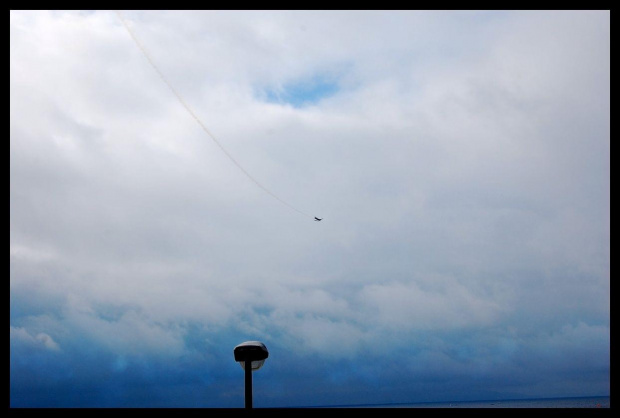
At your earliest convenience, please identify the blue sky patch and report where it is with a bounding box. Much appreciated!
[261,75,340,108]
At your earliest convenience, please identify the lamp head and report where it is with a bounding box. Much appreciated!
[234,341,269,371]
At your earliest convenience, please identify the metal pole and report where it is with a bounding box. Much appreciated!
[244,359,252,409]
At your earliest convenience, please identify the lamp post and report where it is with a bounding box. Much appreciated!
[233,341,269,409]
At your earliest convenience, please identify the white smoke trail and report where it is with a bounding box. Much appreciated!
[115,11,315,219]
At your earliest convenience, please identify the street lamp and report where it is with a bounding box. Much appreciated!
[234,341,269,408]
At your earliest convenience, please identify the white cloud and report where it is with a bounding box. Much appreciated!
[357,278,504,331]
[10,326,61,351]
[60,294,186,358]
[10,244,56,263]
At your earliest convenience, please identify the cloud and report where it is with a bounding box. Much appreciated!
[357,278,504,331]
[10,326,61,351]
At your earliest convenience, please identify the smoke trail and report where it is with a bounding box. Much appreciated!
[115,11,315,219]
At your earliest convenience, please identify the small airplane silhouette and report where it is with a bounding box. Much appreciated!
[314,217,322,221]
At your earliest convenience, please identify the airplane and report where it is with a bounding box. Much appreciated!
[314,217,322,221]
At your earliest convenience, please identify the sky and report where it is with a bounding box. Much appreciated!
[10,10,610,408]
